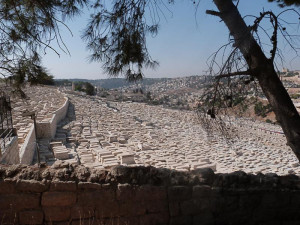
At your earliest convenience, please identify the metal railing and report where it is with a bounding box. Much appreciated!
[0,94,16,157]
[0,128,17,156]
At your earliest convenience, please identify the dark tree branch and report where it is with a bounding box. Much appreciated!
[206,10,221,17]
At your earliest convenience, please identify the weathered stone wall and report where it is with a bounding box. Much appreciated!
[36,97,69,139]
[0,136,19,164]
[17,97,69,165]
[19,125,36,164]
[53,96,69,126]
[36,114,56,139]
[0,164,300,225]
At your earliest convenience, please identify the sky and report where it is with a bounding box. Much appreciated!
[42,0,300,80]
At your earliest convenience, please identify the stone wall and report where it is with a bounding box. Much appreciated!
[36,97,69,139]
[17,97,69,164]
[0,136,19,164]
[19,125,36,164]
[36,115,55,139]
[1,164,300,225]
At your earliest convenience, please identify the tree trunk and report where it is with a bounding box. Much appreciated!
[213,0,300,161]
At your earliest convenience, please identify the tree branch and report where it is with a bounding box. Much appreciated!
[206,10,221,17]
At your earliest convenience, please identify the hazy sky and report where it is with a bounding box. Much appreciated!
[42,0,300,80]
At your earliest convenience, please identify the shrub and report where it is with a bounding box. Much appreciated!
[255,102,272,118]
[290,93,300,99]
[266,119,273,123]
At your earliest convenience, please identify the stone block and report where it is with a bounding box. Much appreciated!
[116,184,137,202]
[260,222,282,225]
[50,181,77,192]
[282,208,300,220]
[50,142,63,148]
[282,222,300,225]
[0,179,16,194]
[192,168,215,184]
[289,192,300,207]
[170,216,192,225]
[53,150,69,160]
[44,207,71,222]
[239,194,262,210]
[119,201,145,216]
[19,210,44,225]
[169,202,180,217]
[181,199,197,216]
[16,180,48,193]
[51,222,70,225]
[71,205,95,219]
[136,185,167,201]
[211,196,239,213]
[120,154,135,164]
[0,209,19,224]
[108,135,118,143]
[192,185,211,198]
[192,212,214,225]
[139,213,169,225]
[181,199,211,215]
[168,186,192,202]
[109,217,140,225]
[78,182,102,190]
[260,192,289,208]
[77,189,115,207]
[95,200,119,218]
[215,210,254,225]
[252,208,284,223]
[0,193,40,211]
[42,192,76,207]
[71,218,97,225]
[145,200,168,213]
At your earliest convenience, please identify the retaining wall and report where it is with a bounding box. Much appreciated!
[19,125,36,164]
[17,96,69,164]
[36,96,69,139]
[0,164,300,225]
[0,136,19,164]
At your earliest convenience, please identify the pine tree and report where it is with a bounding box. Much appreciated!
[0,0,87,91]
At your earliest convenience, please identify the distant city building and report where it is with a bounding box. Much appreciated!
[72,82,75,91]
[282,67,289,73]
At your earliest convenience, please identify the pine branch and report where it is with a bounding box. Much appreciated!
[206,10,221,17]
